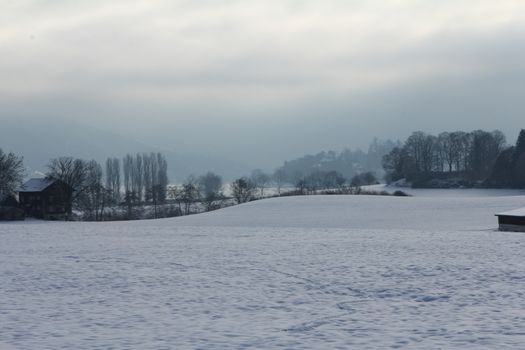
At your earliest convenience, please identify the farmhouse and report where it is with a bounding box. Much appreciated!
[0,193,24,220]
[16,178,72,220]
[495,208,525,232]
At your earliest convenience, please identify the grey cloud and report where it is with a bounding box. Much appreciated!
[1,1,525,171]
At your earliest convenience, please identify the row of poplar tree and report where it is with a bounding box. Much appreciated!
[105,152,169,204]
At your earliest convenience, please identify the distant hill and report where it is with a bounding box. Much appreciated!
[276,139,399,181]
[0,117,251,182]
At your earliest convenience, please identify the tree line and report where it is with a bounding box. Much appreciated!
[3,129,524,221]
[1,149,271,220]
[0,151,170,221]
[234,139,397,196]
[382,129,525,188]
[486,129,525,188]
[46,153,169,220]
[167,172,272,216]
[273,139,398,184]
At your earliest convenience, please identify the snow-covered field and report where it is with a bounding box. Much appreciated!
[1,191,525,349]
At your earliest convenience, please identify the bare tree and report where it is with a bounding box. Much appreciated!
[437,131,471,173]
[181,177,199,214]
[404,131,437,178]
[132,154,144,202]
[79,160,110,221]
[121,152,168,216]
[124,190,138,219]
[146,184,163,218]
[168,176,199,216]
[350,172,377,187]
[167,185,183,215]
[105,157,121,203]
[123,154,133,197]
[143,153,153,202]
[198,172,222,198]
[231,177,256,204]
[272,168,286,195]
[198,172,224,211]
[155,152,168,203]
[435,132,448,172]
[295,177,308,195]
[47,157,89,219]
[322,171,347,190]
[250,169,270,197]
[0,148,24,194]
[141,152,168,204]
[468,130,506,180]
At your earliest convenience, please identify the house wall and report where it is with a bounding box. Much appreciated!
[19,181,72,220]
[0,196,24,220]
[497,215,525,232]
[497,215,525,226]
[499,223,525,232]
[19,192,44,218]
[43,183,70,219]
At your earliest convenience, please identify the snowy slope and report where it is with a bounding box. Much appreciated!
[1,193,525,349]
[162,193,525,230]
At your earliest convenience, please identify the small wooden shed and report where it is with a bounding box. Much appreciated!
[495,208,525,232]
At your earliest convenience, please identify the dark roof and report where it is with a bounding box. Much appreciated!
[16,178,56,193]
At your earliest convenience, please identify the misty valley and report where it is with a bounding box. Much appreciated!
[2,1,525,349]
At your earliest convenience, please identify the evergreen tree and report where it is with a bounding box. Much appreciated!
[512,129,525,187]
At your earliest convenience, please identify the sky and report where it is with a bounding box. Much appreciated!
[2,0,525,169]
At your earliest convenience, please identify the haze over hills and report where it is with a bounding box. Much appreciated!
[2,2,525,349]
[2,1,525,181]
[0,117,252,182]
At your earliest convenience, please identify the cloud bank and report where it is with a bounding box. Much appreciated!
[2,0,524,168]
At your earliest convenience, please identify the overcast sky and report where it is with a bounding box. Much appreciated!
[2,0,525,168]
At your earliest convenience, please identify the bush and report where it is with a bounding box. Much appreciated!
[350,172,378,187]
[0,206,25,220]
[393,190,410,197]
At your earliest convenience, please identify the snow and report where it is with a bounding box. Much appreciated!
[496,207,525,217]
[368,184,525,198]
[1,192,525,349]
[15,178,54,193]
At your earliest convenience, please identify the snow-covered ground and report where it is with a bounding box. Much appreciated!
[1,191,525,349]
[368,184,525,198]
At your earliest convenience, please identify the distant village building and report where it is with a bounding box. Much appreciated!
[0,193,24,220]
[16,178,73,220]
[495,208,525,232]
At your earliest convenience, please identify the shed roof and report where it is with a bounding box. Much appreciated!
[16,178,56,193]
[495,207,525,217]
